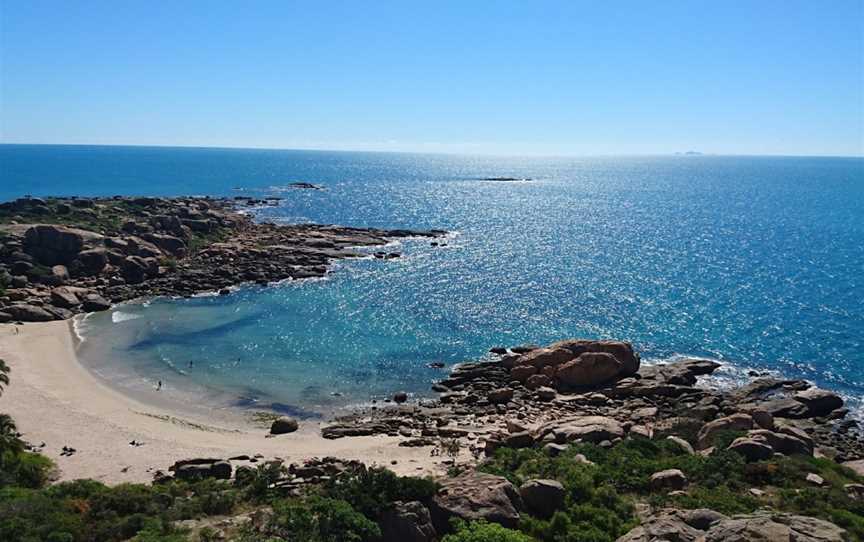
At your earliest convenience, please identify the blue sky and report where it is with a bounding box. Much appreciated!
[1,1,862,156]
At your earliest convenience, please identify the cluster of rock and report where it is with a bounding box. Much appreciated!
[159,455,364,489]
[617,508,849,541]
[0,196,444,322]
[319,338,862,473]
[503,338,641,392]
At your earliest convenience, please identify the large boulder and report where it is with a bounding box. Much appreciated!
[4,304,56,322]
[727,437,774,462]
[842,459,864,477]
[519,479,565,518]
[50,265,70,284]
[756,397,812,419]
[50,287,81,309]
[747,429,812,456]
[616,509,706,542]
[23,225,87,265]
[636,358,721,387]
[551,339,641,376]
[696,413,754,449]
[380,501,436,542]
[510,364,537,383]
[81,293,111,312]
[650,469,688,491]
[794,388,844,418]
[431,471,522,530]
[536,415,625,444]
[170,458,232,481]
[555,352,622,388]
[270,417,299,435]
[515,347,575,370]
[76,248,109,275]
[143,233,187,257]
[487,388,514,404]
[125,236,164,258]
[703,512,848,541]
[120,255,157,284]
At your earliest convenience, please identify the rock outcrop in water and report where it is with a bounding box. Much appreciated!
[323,337,862,464]
[0,196,445,322]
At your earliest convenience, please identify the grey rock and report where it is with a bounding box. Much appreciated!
[488,388,514,404]
[666,436,695,455]
[77,248,109,275]
[704,512,848,541]
[727,437,774,461]
[81,293,111,312]
[50,287,81,308]
[431,471,522,530]
[650,469,688,491]
[794,388,844,418]
[4,304,55,322]
[697,413,754,449]
[381,501,436,542]
[270,416,299,435]
[550,338,641,376]
[519,479,565,518]
[555,352,622,388]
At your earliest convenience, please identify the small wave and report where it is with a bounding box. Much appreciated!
[71,313,90,343]
[112,311,143,323]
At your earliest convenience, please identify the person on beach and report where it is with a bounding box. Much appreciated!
[157,380,162,391]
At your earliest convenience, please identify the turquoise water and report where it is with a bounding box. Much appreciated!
[2,145,863,416]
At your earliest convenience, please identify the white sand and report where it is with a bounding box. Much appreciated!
[0,321,456,484]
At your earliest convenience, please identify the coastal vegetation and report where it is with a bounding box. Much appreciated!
[0,419,862,541]
[0,351,861,541]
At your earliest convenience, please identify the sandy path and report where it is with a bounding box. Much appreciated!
[0,321,452,484]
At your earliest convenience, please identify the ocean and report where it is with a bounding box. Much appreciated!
[1,144,862,418]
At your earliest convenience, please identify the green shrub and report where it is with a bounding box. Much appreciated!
[481,444,637,540]
[236,461,286,502]
[0,487,86,542]
[778,487,864,539]
[654,485,760,515]
[442,519,533,542]
[264,495,381,542]
[324,466,438,518]
[0,449,55,488]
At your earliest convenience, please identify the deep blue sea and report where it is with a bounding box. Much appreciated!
[2,144,863,418]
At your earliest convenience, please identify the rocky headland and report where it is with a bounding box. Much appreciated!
[0,195,445,322]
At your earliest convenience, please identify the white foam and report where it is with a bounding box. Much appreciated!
[71,313,90,343]
[112,311,142,323]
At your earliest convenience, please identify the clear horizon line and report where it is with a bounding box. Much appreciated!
[0,141,862,160]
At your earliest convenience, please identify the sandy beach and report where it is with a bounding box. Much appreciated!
[0,321,453,485]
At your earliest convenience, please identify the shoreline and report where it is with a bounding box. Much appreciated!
[0,320,462,484]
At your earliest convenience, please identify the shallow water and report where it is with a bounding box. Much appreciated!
[3,145,863,417]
